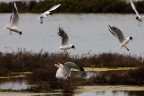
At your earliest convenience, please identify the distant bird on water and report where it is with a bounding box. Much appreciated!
[130,0,144,25]
[5,3,22,35]
[55,62,84,80]
[108,25,133,51]
[38,4,61,24]
[57,26,76,55]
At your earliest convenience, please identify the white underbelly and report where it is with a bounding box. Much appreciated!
[120,40,130,47]
[5,24,20,33]
[60,46,71,50]
[56,70,67,79]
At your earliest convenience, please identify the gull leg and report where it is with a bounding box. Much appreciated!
[64,50,69,56]
[138,20,142,27]
[125,46,129,51]
[40,20,43,24]
[138,22,141,27]
[57,79,61,89]
[10,31,12,35]
[40,19,43,24]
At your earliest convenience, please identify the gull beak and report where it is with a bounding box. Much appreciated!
[57,61,61,65]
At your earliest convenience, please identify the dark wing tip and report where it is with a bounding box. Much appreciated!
[108,24,111,28]
[80,66,84,72]
[108,24,114,29]
[58,26,65,36]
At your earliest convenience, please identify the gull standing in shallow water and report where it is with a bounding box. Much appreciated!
[5,3,22,35]
[55,62,84,80]
[38,4,61,24]
[130,0,144,25]
[108,25,133,51]
[57,26,76,55]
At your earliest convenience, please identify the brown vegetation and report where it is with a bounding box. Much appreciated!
[0,49,144,92]
[86,67,144,85]
[0,49,143,76]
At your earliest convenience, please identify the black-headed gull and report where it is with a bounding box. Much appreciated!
[55,62,84,80]
[5,3,22,35]
[130,0,144,24]
[57,26,75,55]
[108,25,133,51]
[38,4,61,24]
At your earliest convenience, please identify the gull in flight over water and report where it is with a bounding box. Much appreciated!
[55,62,84,80]
[5,3,22,35]
[108,25,133,51]
[57,26,75,55]
[38,4,61,24]
[130,0,144,25]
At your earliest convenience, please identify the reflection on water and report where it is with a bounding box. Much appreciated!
[0,79,28,90]
[0,71,144,96]
[76,91,144,96]
[1,91,144,96]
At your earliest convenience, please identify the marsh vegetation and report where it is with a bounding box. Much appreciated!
[0,49,144,92]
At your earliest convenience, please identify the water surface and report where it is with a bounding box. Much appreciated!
[0,14,143,57]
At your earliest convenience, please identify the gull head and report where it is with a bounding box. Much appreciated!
[71,45,76,49]
[136,16,139,20]
[19,31,22,36]
[49,12,53,15]
[54,61,64,68]
[129,36,134,41]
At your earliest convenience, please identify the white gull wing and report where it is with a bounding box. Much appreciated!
[38,12,49,21]
[58,26,69,46]
[10,3,19,27]
[38,4,61,19]
[63,62,84,72]
[48,4,61,12]
[130,0,140,17]
[108,25,125,43]
[141,16,144,19]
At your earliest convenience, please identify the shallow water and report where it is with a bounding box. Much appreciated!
[76,91,144,96]
[1,90,144,96]
[0,14,144,57]
[0,70,144,96]
[0,79,28,90]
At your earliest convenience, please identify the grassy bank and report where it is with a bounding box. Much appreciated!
[0,0,144,13]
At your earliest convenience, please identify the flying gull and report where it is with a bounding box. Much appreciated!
[38,4,61,24]
[57,26,75,55]
[108,25,133,51]
[5,2,22,35]
[130,0,144,25]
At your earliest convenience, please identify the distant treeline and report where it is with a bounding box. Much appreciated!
[0,0,144,13]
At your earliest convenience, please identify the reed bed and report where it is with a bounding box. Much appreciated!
[0,49,144,92]
[0,49,143,75]
[86,67,144,85]
[0,49,143,76]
